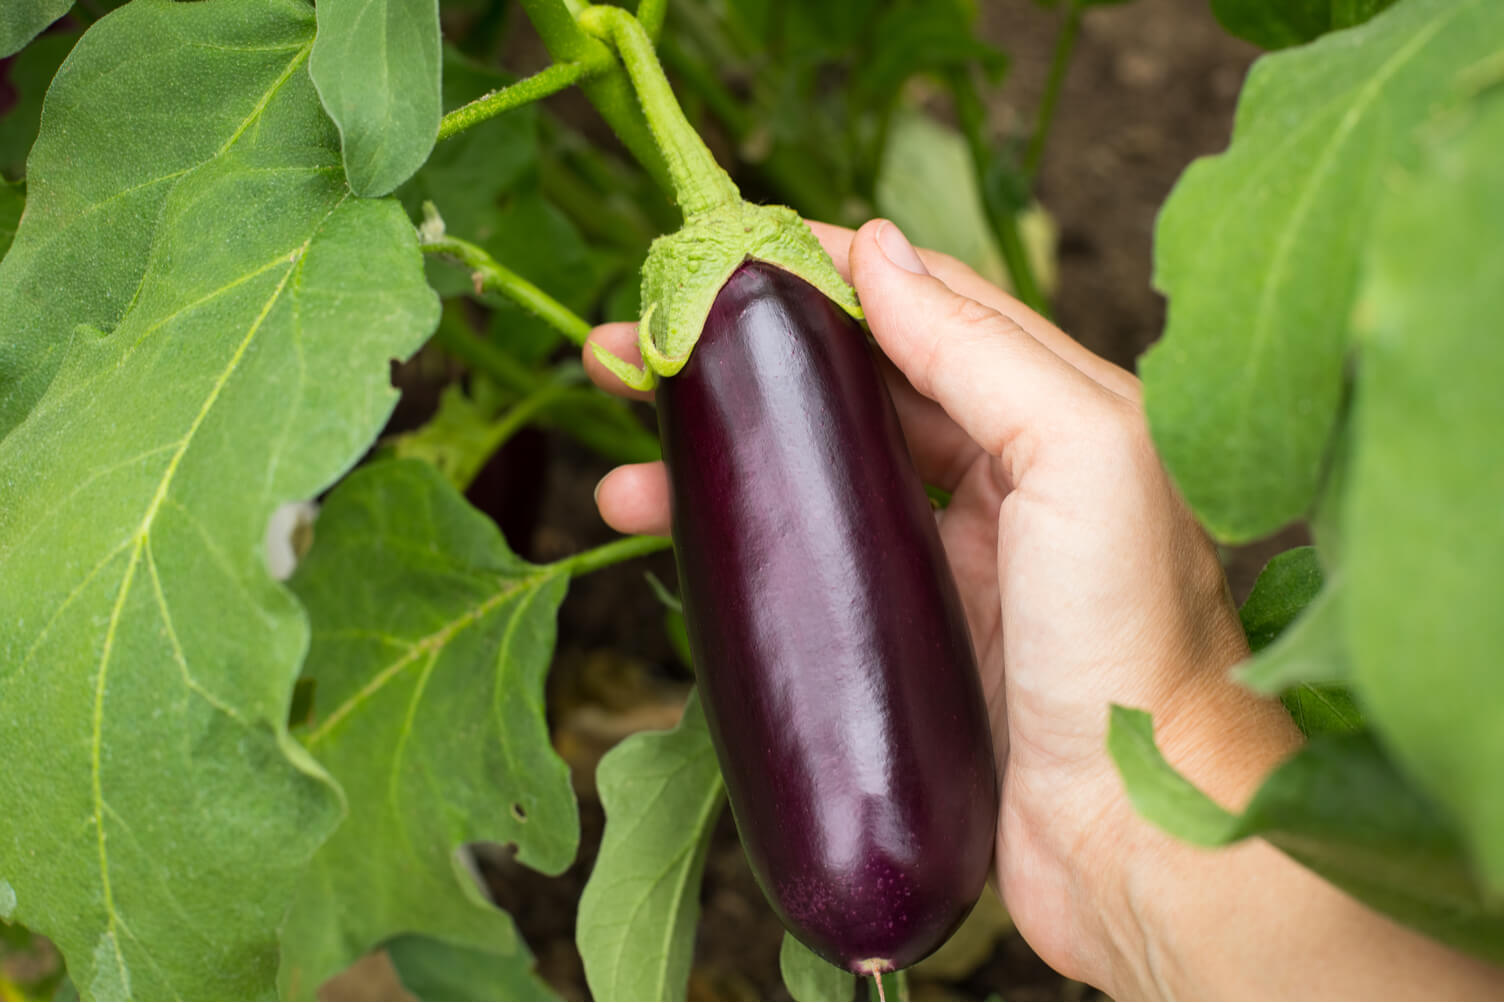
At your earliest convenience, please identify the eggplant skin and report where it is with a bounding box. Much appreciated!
[659,261,999,973]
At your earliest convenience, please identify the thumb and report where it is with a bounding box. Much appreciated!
[849,219,1109,459]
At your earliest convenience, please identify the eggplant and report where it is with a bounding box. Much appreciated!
[659,260,999,974]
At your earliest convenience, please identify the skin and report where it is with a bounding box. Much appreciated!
[585,219,1504,1000]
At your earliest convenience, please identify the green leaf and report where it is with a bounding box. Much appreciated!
[280,459,578,997]
[1211,0,1400,49]
[1,0,319,434]
[0,29,77,179]
[389,380,513,489]
[1238,546,1323,652]
[855,4,1007,104]
[781,933,855,1003]
[0,180,22,257]
[1236,547,1359,736]
[1344,83,1504,892]
[396,47,538,234]
[1109,707,1504,963]
[0,0,71,58]
[577,691,725,1001]
[0,1,444,996]
[310,0,442,197]
[1282,684,1363,737]
[1238,576,1350,693]
[875,110,1008,288]
[1140,0,1504,542]
[388,933,559,1002]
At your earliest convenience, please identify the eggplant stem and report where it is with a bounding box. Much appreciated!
[577,4,743,219]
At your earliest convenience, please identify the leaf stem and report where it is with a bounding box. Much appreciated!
[438,62,594,141]
[551,534,672,578]
[518,0,675,196]
[421,234,593,346]
[1025,0,1082,180]
[950,75,1050,316]
[460,375,586,490]
[637,0,668,40]
[577,4,742,219]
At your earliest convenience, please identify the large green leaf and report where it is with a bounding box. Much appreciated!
[0,29,77,179]
[1211,0,1400,49]
[0,180,21,257]
[309,0,441,197]
[577,692,725,1001]
[280,460,578,996]
[0,0,71,58]
[387,933,559,1002]
[1344,84,1504,891]
[1109,707,1504,963]
[1140,0,1504,542]
[0,0,320,435]
[0,2,441,997]
[781,932,855,1003]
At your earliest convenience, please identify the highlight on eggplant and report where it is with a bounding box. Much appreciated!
[658,260,1000,974]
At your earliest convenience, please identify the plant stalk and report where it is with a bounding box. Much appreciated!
[637,0,668,40]
[1025,0,1082,179]
[577,4,742,219]
[551,534,672,577]
[421,234,594,346]
[950,74,1050,316]
[517,0,676,198]
[438,62,593,141]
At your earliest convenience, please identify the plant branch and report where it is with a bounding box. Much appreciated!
[550,534,672,578]
[578,4,742,218]
[438,62,593,141]
[518,0,675,196]
[421,232,594,346]
[950,74,1050,317]
[637,0,668,40]
[1025,0,1082,179]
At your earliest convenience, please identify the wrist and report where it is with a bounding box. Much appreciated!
[1089,679,1302,998]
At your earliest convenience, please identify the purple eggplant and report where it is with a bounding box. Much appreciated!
[659,260,999,974]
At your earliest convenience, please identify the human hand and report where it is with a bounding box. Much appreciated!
[584,220,1492,998]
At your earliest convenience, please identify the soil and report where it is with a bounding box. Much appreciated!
[360,3,1301,1002]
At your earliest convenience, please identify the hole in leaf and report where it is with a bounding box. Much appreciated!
[511,802,527,822]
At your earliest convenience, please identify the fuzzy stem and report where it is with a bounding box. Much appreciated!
[637,0,668,39]
[550,534,672,578]
[438,62,593,141]
[421,234,593,346]
[1025,0,1082,179]
[577,4,742,219]
[517,0,675,195]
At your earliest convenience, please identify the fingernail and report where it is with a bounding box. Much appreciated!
[593,474,607,508]
[876,220,928,275]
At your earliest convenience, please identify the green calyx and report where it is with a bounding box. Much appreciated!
[576,5,861,390]
[592,203,863,390]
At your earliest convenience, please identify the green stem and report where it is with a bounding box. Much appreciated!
[637,0,668,40]
[518,0,675,195]
[421,234,593,346]
[461,377,584,490]
[657,38,850,222]
[950,74,1050,317]
[438,62,593,141]
[1025,0,1082,180]
[550,534,672,578]
[577,4,742,219]
[432,307,538,396]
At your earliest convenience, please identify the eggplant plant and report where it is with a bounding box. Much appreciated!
[1,0,1503,1000]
